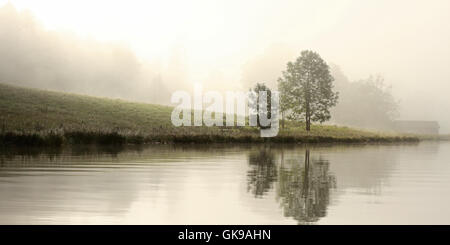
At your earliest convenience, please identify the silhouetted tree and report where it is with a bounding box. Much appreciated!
[249,83,272,129]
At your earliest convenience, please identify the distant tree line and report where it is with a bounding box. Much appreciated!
[0,4,174,104]
[330,66,398,130]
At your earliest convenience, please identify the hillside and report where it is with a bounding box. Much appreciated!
[0,83,174,132]
[0,83,418,145]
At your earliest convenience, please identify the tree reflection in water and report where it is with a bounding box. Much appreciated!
[247,148,336,224]
[247,147,277,197]
[278,149,336,224]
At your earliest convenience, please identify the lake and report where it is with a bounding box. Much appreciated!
[1,142,449,225]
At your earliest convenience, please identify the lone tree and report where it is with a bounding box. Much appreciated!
[278,50,338,131]
[249,83,272,128]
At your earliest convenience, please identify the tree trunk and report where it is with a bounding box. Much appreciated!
[281,111,285,129]
[305,76,311,131]
[305,102,311,131]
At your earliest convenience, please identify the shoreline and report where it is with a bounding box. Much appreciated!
[0,130,420,147]
[1,83,441,148]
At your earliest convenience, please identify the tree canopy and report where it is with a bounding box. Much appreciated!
[278,50,338,131]
[249,83,272,128]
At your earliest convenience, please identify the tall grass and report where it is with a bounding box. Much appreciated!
[0,83,420,146]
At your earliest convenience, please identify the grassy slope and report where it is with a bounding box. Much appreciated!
[0,83,173,132]
[0,83,418,145]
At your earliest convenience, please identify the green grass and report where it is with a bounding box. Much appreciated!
[0,83,419,146]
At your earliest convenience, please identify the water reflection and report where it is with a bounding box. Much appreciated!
[247,147,277,197]
[1,142,449,224]
[246,148,336,224]
[277,149,336,224]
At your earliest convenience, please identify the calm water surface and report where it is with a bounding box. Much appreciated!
[1,142,449,224]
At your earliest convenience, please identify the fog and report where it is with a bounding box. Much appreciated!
[1,1,449,132]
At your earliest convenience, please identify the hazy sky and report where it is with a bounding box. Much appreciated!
[3,0,450,132]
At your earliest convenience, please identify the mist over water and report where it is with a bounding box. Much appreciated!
[0,1,449,132]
